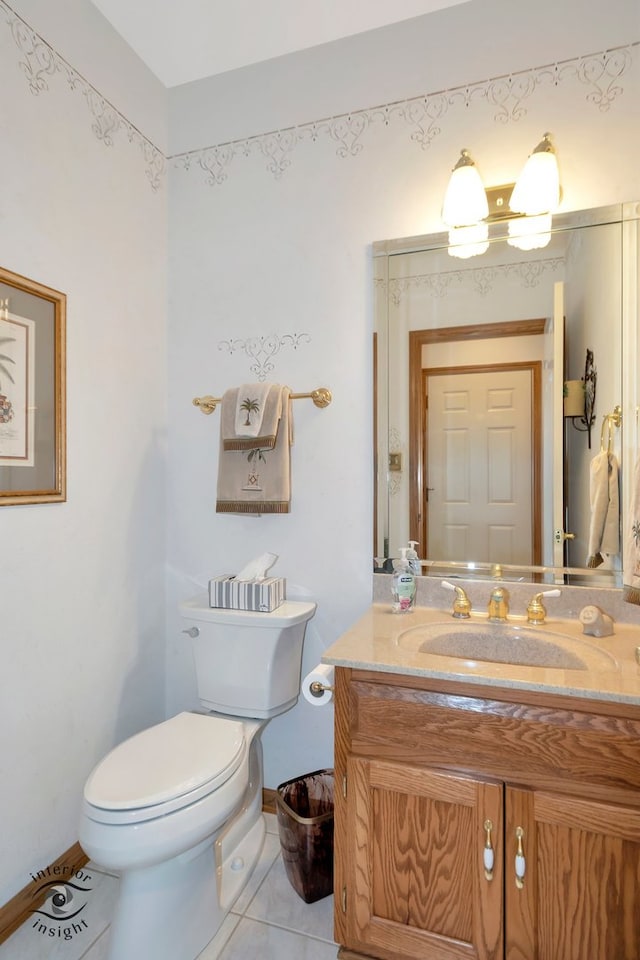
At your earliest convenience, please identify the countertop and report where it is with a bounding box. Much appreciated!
[322,603,640,706]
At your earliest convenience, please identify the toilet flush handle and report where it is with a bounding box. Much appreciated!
[182,626,199,638]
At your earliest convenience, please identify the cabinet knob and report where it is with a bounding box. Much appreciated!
[515,826,526,889]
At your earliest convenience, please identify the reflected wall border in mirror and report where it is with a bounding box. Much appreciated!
[373,201,640,590]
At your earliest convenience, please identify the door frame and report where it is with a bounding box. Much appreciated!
[409,320,545,564]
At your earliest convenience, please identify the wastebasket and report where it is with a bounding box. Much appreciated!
[276,768,334,903]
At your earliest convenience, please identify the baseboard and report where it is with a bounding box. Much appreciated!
[0,842,89,946]
[1,794,278,944]
[262,787,278,814]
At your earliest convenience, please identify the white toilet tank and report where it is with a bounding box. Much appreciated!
[180,595,316,718]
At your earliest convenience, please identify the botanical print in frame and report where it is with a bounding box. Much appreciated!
[0,266,66,505]
[0,307,36,466]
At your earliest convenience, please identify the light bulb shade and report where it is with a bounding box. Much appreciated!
[448,222,490,259]
[510,135,560,216]
[507,213,552,251]
[442,150,489,227]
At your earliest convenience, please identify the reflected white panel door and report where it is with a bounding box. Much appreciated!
[426,368,533,563]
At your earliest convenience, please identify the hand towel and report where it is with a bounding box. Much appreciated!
[222,384,283,451]
[216,386,292,514]
[234,382,272,437]
[624,455,640,605]
[586,450,620,567]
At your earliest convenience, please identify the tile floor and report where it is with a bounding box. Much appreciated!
[0,815,338,960]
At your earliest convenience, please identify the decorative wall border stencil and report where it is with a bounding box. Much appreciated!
[0,0,637,195]
[172,43,638,186]
[378,256,565,305]
[217,333,312,381]
[1,1,165,191]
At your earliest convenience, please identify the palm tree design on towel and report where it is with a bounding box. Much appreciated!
[240,396,260,426]
[245,447,268,489]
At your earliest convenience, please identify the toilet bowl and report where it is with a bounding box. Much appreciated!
[80,711,265,960]
[79,597,316,960]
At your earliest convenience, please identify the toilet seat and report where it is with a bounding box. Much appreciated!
[84,712,246,825]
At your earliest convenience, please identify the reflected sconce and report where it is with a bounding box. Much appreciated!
[565,348,597,448]
[563,379,585,418]
[441,134,561,258]
[442,149,489,259]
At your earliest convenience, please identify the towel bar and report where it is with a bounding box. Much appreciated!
[193,387,332,415]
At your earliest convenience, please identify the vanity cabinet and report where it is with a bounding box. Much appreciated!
[333,668,640,960]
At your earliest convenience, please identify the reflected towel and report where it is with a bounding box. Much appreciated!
[222,384,283,451]
[586,451,620,567]
[624,456,640,605]
[216,386,292,514]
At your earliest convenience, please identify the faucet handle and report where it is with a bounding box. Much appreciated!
[441,580,472,619]
[526,589,561,624]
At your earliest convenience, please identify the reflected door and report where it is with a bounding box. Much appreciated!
[425,365,540,564]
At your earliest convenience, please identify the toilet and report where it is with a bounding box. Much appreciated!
[79,595,316,960]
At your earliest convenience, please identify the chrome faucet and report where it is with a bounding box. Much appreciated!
[487,587,509,622]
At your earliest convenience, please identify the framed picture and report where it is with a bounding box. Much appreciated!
[0,266,66,505]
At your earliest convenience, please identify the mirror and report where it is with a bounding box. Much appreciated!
[374,202,640,586]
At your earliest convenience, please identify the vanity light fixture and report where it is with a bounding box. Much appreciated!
[509,133,560,217]
[441,135,561,257]
[442,149,489,225]
[508,133,560,250]
[442,149,489,259]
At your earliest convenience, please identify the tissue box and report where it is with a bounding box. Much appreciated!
[209,576,286,613]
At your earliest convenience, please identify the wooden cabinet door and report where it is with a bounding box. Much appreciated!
[506,787,640,960]
[343,756,504,960]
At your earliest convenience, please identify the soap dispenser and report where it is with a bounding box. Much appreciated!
[406,541,421,576]
[391,548,416,614]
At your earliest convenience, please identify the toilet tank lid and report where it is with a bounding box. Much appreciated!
[180,596,316,627]
[84,712,245,811]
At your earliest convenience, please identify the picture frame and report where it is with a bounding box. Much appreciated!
[0,265,66,505]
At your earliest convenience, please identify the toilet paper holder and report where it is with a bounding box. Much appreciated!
[303,664,335,705]
[309,680,334,697]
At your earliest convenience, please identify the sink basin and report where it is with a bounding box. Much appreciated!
[396,621,618,671]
